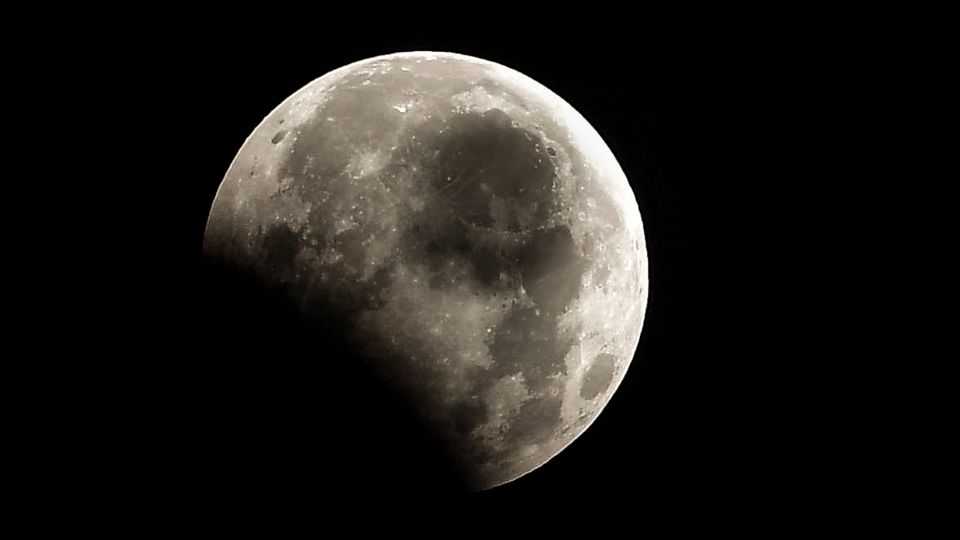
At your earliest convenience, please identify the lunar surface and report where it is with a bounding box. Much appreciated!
[204,52,648,489]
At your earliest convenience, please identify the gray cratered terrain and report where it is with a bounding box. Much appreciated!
[204,52,648,489]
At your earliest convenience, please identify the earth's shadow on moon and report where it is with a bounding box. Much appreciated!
[192,255,467,495]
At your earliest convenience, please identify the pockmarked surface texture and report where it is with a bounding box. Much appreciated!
[204,52,648,489]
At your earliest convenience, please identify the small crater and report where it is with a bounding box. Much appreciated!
[271,131,287,144]
[546,147,556,156]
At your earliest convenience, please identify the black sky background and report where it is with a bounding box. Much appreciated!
[56,13,817,516]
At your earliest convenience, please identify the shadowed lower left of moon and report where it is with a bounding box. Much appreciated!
[191,256,466,493]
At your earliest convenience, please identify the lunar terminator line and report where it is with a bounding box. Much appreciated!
[204,51,648,489]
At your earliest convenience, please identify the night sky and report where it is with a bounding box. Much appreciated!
[67,13,803,516]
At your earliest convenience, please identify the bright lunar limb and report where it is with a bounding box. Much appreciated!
[204,52,648,489]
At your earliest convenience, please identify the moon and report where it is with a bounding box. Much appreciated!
[204,52,648,490]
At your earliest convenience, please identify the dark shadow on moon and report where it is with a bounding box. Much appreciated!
[179,254,467,496]
[260,222,300,277]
